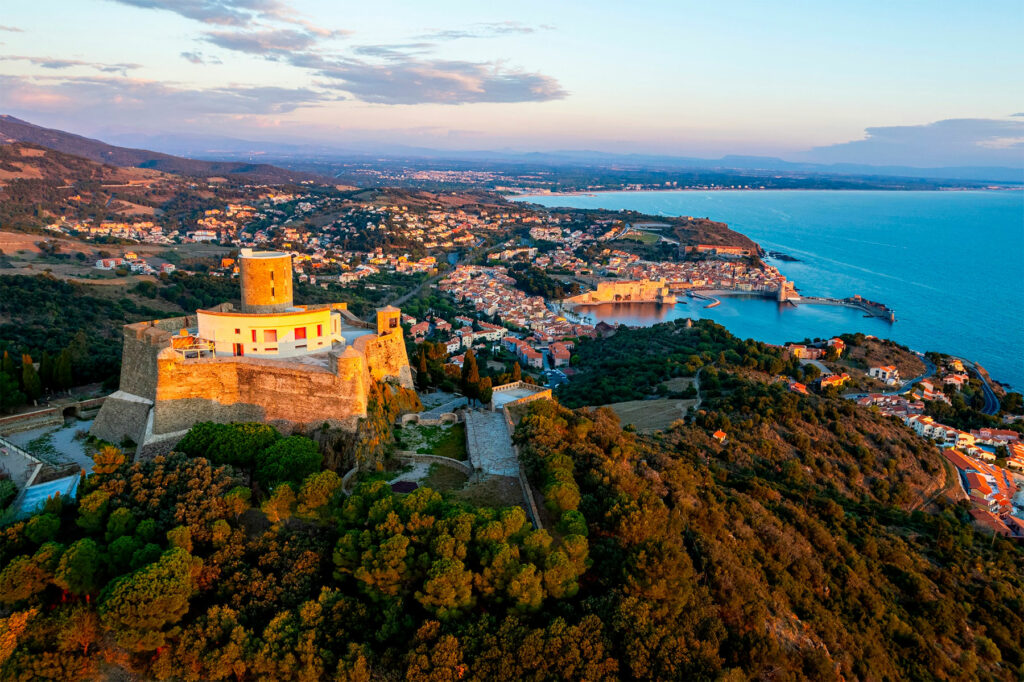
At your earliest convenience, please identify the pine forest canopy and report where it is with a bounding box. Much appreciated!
[0,318,1021,680]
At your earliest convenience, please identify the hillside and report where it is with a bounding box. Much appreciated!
[513,399,1023,680]
[0,142,163,187]
[0,375,1019,679]
[557,319,945,506]
[0,142,283,231]
[674,216,762,252]
[0,115,323,184]
[536,207,763,257]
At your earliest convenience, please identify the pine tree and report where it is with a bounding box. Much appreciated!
[0,372,26,414]
[21,355,42,402]
[460,350,480,404]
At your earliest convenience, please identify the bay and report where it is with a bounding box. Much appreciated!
[512,190,1024,389]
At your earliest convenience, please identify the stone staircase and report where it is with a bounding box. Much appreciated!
[464,410,519,477]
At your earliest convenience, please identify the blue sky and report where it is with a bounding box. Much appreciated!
[0,0,1021,165]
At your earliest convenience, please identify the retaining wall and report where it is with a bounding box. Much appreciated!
[0,396,111,436]
[0,409,63,435]
[340,465,360,496]
[502,407,544,530]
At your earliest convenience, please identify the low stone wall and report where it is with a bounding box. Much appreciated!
[0,395,111,436]
[340,465,360,496]
[490,381,553,412]
[0,408,63,435]
[395,452,473,476]
[75,397,107,417]
[491,380,539,395]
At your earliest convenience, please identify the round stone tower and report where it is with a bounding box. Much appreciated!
[239,248,294,313]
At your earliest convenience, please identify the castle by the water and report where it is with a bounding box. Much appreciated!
[564,279,677,306]
[91,249,412,457]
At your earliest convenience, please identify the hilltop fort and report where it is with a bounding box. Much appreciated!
[91,249,412,457]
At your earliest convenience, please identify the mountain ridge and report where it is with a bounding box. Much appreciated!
[0,115,326,184]
[101,130,1024,184]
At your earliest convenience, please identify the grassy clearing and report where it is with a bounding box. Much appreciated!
[355,463,413,484]
[422,464,469,492]
[601,398,696,433]
[661,376,695,393]
[394,423,467,460]
[622,230,661,245]
[452,475,524,509]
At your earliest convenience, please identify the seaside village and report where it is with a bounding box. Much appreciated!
[785,341,1023,536]
[11,188,1021,539]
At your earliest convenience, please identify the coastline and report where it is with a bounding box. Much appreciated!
[563,287,895,321]
[507,186,1022,200]
[516,189,1021,388]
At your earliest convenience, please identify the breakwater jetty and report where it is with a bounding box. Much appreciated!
[797,295,896,322]
[688,288,895,322]
[688,291,722,308]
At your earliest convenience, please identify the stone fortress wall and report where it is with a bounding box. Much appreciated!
[150,346,370,435]
[564,278,676,306]
[90,256,413,458]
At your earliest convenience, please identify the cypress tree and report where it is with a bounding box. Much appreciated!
[39,351,54,392]
[478,376,493,407]
[461,350,480,403]
[511,362,522,382]
[0,372,25,413]
[55,349,73,394]
[22,354,42,402]
[1,350,14,379]
[417,350,430,390]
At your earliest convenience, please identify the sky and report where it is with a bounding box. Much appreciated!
[0,0,1022,166]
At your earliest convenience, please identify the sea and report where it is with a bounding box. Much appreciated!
[511,190,1024,390]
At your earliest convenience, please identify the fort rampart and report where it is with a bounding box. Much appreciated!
[91,309,412,458]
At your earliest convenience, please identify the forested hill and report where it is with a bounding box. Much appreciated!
[558,319,945,507]
[0,398,1019,679]
[0,115,323,184]
[514,399,1023,679]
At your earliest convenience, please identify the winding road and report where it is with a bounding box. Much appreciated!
[962,359,1000,415]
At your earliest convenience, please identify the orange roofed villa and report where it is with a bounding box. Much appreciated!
[91,249,413,458]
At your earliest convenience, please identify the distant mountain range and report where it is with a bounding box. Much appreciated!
[0,115,324,184]
[103,131,1024,185]
[3,115,1020,185]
